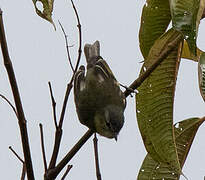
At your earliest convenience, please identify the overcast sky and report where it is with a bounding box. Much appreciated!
[0,0,205,179]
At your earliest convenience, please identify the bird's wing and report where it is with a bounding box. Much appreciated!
[74,66,86,95]
[95,58,117,82]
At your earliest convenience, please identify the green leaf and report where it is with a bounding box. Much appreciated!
[181,40,203,62]
[136,29,182,174]
[169,0,201,55]
[198,52,205,101]
[137,117,203,180]
[196,0,205,32]
[32,0,55,28]
[139,0,171,58]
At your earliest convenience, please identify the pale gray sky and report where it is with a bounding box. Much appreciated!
[0,0,205,179]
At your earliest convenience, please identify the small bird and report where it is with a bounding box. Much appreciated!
[74,41,126,140]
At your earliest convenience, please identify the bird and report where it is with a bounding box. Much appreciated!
[74,40,126,140]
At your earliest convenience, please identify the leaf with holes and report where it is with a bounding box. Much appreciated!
[169,0,204,55]
[136,29,183,175]
[32,0,55,28]
[181,40,203,62]
[198,52,205,101]
[137,117,203,180]
[139,0,171,58]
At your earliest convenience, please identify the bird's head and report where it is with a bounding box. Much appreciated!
[94,105,124,140]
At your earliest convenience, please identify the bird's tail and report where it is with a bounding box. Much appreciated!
[84,41,100,63]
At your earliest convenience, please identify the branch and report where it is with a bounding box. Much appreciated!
[9,146,24,164]
[9,146,26,180]
[0,93,18,118]
[48,82,57,129]
[46,129,94,179]
[0,9,34,179]
[39,123,48,172]
[70,0,82,77]
[48,84,73,170]
[58,0,82,128]
[61,165,73,180]
[21,164,26,180]
[58,21,74,73]
[93,134,102,180]
[124,32,183,97]
[47,0,82,172]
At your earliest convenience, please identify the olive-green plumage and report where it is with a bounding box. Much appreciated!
[74,41,126,139]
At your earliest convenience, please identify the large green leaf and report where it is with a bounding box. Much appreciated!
[32,0,55,28]
[169,0,202,55]
[136,29,182,174]
[198,52,205,101]
[137,117,203,180]
[139,0,171,58]
[196,0,205,31]
[181,40,203,62]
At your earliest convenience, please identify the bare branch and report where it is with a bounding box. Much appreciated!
[48,82,58,129]
[70,0,82,77]
[9,146,24,164]
[46,130,94,179]
[0,93,18,117]
[93,134,102,180]
[39,123,48,172]
[58,21,75,73]
[61,165,73,180]
[0,9,34,179]
[9,146,26,180]
[48,0,83,172]
[21,164,26,180]
[124,32,183,97]
[58,0,82,128]
[58,83,73,128]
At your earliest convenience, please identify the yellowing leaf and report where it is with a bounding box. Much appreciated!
[181,40,203,62]
[137,117,203,180]
[32,0,55,28]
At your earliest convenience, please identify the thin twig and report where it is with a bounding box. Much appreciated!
[9,146,24,164]
[58,21,75,73]
[21,163,26,180]
[48,82,58,129]
[124,32,183,97]
[39,123,48,172]
[70,0,82,77]
[93,134,102,180]
[58,0,82,128]
[46,130,94,179]
[61,165,73,180]
[47,0,82,172]
[58,83,73,129]
[0,93,18,117]
[9,146,26,179]
[0,9,34,179]
[48,83,72,170]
